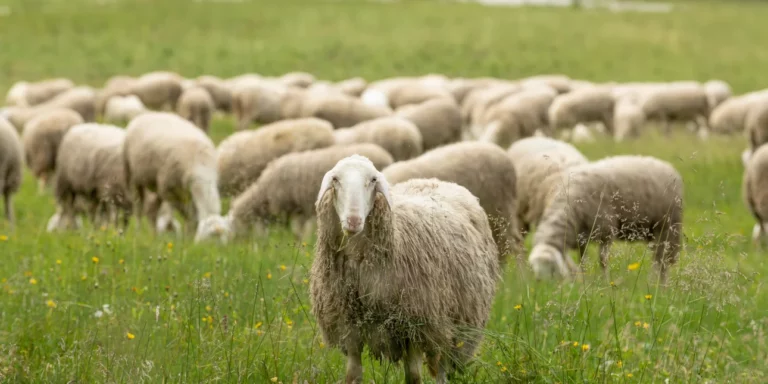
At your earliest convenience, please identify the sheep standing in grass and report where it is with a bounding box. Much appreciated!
[0,117,22,227]
[21,109,84,193]
[5,78,75,107]
[639,83,709,136]
[709,92,768,135]
[529,155,683,283]
[177,86,215,133]
[195,144,393,243]
[396,98,462,151]
[217,118,335,197]
[123,112,220,233]
[745,102,768,152]
[49,123,131,231]
[507,137,588,238]
[104,95,149,125]
[743,144,768,246]
[95,75,137,117]
[548,87,615,135]
[704,79,732,110]
[478,87,558,147]
[231,81,306,129]
[310,155,500,384]
[333,117,423,161]
[301,92,392,128]
[383,141,520,263]
[130,71,184,111]
[195,75,232,112]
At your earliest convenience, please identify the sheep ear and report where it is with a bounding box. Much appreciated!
[374,172,393,209]
[316,171,335,205]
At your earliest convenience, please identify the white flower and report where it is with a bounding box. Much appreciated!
[94,310,104,318]
[102,304,112,315]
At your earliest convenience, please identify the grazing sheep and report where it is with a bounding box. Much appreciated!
[529,155,683,283]
[279,71,316,88]
[231,81,303,129]
[463,83,521,128]
[6,78,75,107]
[507,137,588,239]
[639,83,709,135]
[333,117,423,161]
[477,87,558,147]
[383,141,520,263]
[387,83,454,110]
[217,118,335,197]
[548,87,615,134]
[42,86,97,123]
[710,91,768,135]
[704,79,732,110]
[311,156,500,384]
[396,98,462,151]
[195,75,232,112]
[195,144,393,243]
[520,74,572,94]
[0,117,22,227]
[613,96,646,141]
[104,95,149,125]
[21,108,84,192]
[334,77,367,97]
[123,112,220,233]
[177,86,215,133]
[95,75,137,117]
[301,92,392,128]
[745,101,768,152]
[49,123,131,231]
[130,71,184,111]
[446,77,500,105]
[743,144,768,247]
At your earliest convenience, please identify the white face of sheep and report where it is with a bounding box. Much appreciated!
[528,244,572,280]
[194,215,233,244]
[316,155,392,236]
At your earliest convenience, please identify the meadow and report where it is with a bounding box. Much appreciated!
[1,0,768,382]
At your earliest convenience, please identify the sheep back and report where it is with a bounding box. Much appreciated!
[22,108,84,180]
[333,117,423,161]
[396,98,462,151]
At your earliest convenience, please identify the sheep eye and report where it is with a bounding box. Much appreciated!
[371,177,377,183]
[332,176,338,183]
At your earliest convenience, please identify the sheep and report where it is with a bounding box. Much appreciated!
[704,79,732,110]
[301,92,392,128]
[548,86,616,134]
[382,141,520,264]
[5,78,75,107]
[279,71,316,88]
[334,77,367,97]
[104,95,149,125]
[745,101,768,152]
[194,143,393,244]
[130,71,184,111]
[310,156,500,384]
[396,98,462,151]
[507,137,588,239]
[613,96,646,141]
[446,77,500,105]
[710,91,768,135]
[21,108,84,193]
[177,86,215,133]
[462,83,520,127]
[1,86,96,130]
[49,123,132,231]
[333,117,423,161]
[638,83,709,135]
[217,117,335,197]
[195,75,232,112]
[520,74,572,94]
[231,81,303,129]
[528,155,683,283]
[95,75,137,117]
[0,117,22,227]
[123,112,220,233]
[742,144,768,247]
[477,87,558,147]
[386,83,454,110]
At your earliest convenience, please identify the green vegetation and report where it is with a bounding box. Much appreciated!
[1,0,767,382]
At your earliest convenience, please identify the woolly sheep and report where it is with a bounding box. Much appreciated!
[710,90,768,135]
[6,78,75,107]
[21,108,84,193]
[217,117,335,197]
[382,141,520,263]
[301,92,392,128]
[639,83,709,135]
[195,143,393,243]
[548,86,615,134]
[462,83,521,128]
[446,77,500,105]
[49,123,131,231]
[195,75,232,112]
[745,101,768,152]
[477,87,558,147]
[231,81,304,130]
[396,98,462,151]
[130,71,184,111]
[507,137,588,238]
[0,117,22,226]
[704,79,732,110]
[520,74,572,94]
[334,77,367,97]
[386,83,454,110]
[742,145,768,246]
[529,155,683,283]
[104,95,149,125]
[279,71,316,88]
[177,86,215,133]
[95,75,136,117]
[333,117,423,161]
[310,156,500,384]
[2,86,96,130]
[123,112,221,232]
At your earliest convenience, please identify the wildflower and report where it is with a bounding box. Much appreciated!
[126,332,135,340]
[572,341,579,347]
[254,321,263,329]
[513,304,522,310]
[202,317,208,323]
[205,305,212,312]
[627,373,633,378]
[456,341,464,348]
[56,259,62,265]
[610,281,616,287]
[267,272,272,280]
[319,342,325,349]
[167,242,173,250]
[302,279,309,284]
[94,310,104,318]
[271,378,278,383]
[29,278,38,285]
[634,321,642,327]
[256,330,264,336]
[496,361,502,366]
[81,275,87,281]
[207,315,213,323]
[285,319,294,328]
[92,256,99,264]
[119,259,124,265]
[46,299,57,308]
[645,294,652,300]
[643,322,650,330]
[301,242,307,247]
[224,292,229,297]
[203,272,211,279]
[582,344,590,352]
[0,235,7,241]
[102,304,111,314]
[617,360,623,368]
[627,262,640,271]
[280,265,287,271]
[500,366,508,373]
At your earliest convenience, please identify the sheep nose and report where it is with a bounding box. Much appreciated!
[345,215,362,233]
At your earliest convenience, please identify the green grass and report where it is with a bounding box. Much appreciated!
[2,0,768,382]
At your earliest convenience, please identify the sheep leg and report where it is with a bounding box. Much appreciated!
[752,223,763,247]
[427,352,449,384]
[404,344,423,384]
[134,187,147,229]
[3,192,14,228]
[344,346,363,384]
[661,116,671,136]
[37,176,48,195]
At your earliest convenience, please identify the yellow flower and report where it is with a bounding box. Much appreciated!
[301,242,307,247]
[302,279,309,284]
[285,319,294,328]
[24,271,32,277]
[254,321,263,329]
[46,299,57,308]
[92,257,99,264]
[56,259,62,265]
[167,242,173,250]
[634,321,642,327]
[513,304,522,310]
[126,332,135,340]
[81,275,87,281]
[202,316,208,322]
[643,322,650,330]
[645,294,653,300]
[0,235,7,241]
[279,265,287,271]
[572,341,579,347]
[496,361,502,366]
[267,273,272,280]
[119,259,124,265]
[500,366,508,372]
[627,373,633,378]
[270,378,278,383]
[203,272,212,279]
[319,342,325,349]
[627,262,640,271]
[29,278,38,285]
[205,305,212,312]
[256,330,264,336]
[582,344,590,352]
[224,292,229,297]
[617,360,623,368]
[456,341,464,348]
[207,315,213,324]
[610,281,616,287]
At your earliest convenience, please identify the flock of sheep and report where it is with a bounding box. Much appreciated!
[0,70,764,383]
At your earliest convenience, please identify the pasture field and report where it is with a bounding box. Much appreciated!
[1,0,768,382]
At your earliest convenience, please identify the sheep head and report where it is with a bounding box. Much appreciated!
[194,214,234,244]
[316,154,392,236]
[528,244,573,280]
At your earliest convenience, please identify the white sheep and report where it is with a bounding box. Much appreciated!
[21,108,84,193]
[477,87,558,147]
[710,90,768,135]
[279,71,316,88]
[195,75,232,112]
[5,78,75,107]
[0,117,22,227]
[613,96,646,141]
[395,98,462,151]
[311,155,500,384]
[130,71,185,111]
[704,79,732,110]
[333,116,423,161]
[745,101,768,152]
[104,95,149,125]
[638,82,709,136]
[548,86,615,134]
[177,86,215,133]
[334,77,367,97]
[300,91,392,128]
[529,155,683,283]
[123,112,220,233]
[742,144,768,247]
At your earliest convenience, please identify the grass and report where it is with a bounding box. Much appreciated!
[1,0,768,382]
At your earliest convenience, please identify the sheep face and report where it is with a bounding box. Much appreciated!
[194,215,232,244]
[317,155,392,235]
[528,244,571,280]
